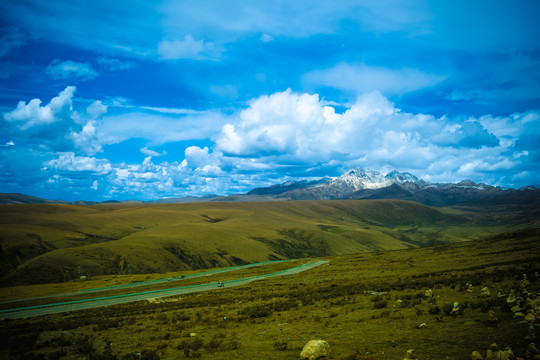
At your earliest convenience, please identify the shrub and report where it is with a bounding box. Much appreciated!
[373,300,387,309]
[428,306,441,315]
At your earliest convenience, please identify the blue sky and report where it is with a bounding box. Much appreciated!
[1,0,539,201]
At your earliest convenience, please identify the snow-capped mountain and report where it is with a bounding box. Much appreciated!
[248,167,539,206]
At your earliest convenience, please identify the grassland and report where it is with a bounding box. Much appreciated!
[0,228,538,359]
[0,199,526,286]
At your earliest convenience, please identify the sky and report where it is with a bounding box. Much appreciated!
[1,0,539,201]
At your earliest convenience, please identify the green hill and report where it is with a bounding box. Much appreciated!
[0,199,514,285]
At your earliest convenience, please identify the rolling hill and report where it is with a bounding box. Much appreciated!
[0,199,493,286]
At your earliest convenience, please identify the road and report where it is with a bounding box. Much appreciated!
[0,260,327,319]
[0,260,291,306]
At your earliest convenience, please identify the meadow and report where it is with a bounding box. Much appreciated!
[0,227,538,359]
[0,199,522,286]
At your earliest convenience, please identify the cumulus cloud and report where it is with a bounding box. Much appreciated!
[157,35,221,60]
[4,86,76,130]
[3,86,107,154]
[214,89,535,187]
[46,152,112,175]
[46,60,99,81]
[304,63,447,96]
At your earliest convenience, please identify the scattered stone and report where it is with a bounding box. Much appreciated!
[451,302,461,315]
[480,287,491,297]
[425,290,433,298]
[365,290,388,296]
[403,349,417,360]
[512,305,522,313]
[147,297,164,304]
[472,351,484,360]
[485,310,498,327]
[526,313,537,323]
[417,323,427,329]
[300,340,330,360]
[498,289,506,298]
[190,333,197,337]
[515,312,526,319]
[508,290,517,305]
[485,344,514,360]
[467,283,474,293]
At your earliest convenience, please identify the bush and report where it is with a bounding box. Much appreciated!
[428,306,441,315]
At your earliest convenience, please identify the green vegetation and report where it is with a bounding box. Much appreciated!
[0,229,538,359]
[0,199,529,286]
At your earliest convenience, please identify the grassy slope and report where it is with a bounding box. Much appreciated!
[0,229,538,359]
[0,199,518,285]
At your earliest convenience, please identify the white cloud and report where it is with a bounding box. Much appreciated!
[213,89,531,186]
[304,63,447,96]
[4,86,76,129]
[47,152,112,175]
[157,35,220,60]
[45,60,99,81]
[140,147,167,157]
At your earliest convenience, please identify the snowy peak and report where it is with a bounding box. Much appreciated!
[330,168,419,191]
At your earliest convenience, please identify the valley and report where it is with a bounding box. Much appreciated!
[0,199,523,286]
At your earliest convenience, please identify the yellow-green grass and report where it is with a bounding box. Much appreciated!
[0,200,525,286]
[0,230,538,359]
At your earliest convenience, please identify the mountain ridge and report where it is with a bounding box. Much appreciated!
[1,168,538,206]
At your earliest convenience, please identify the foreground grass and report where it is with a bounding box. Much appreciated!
[1,229,538,359]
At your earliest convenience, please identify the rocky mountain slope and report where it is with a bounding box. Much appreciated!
[250,168,540,206]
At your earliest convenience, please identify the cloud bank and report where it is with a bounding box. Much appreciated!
[2,86,538,200]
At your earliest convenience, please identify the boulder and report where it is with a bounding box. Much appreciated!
[472,351,484,360]
[300,340,330,360]
[485,344,514,360]
[403,349,417,360]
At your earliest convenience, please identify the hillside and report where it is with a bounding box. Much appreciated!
[0,199,498,286]
[0,228,538,359]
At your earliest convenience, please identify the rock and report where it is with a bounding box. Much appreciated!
[507,290,517,304]
[403,349,417,360]
[425,290,433,298]
[472,351,484,360]
[512,305,522,313]
[480,287,491,297]
[485,344,514,360]
[485,310,498,326]
[451,302,461,315]
[300,340,330,360]
[417,323,427,329]
[190,333,197,337]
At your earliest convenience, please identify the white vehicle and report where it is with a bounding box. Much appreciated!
[217,282,225,287]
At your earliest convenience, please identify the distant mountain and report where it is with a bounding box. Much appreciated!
[248,168,540,206]
[0,193,63,205]
[2,168,539,206]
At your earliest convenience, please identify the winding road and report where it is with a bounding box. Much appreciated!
[0,260,327,319]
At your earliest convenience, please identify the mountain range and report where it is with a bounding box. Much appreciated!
[1,168,539,206]
[247,168,540,206]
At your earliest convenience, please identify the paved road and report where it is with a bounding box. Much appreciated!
[0,260,327,319]
[0,260,290,306]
